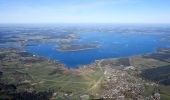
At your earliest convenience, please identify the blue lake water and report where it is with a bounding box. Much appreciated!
[1,24,170,68]
[25,32,170,68]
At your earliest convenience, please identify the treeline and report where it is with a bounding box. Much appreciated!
[0,71,53,100]
[0,83,53,100]
[143,48,170,63]
[11,91,53,100]
[141,65,170,85]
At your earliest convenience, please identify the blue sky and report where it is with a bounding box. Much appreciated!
[0,0,170,23]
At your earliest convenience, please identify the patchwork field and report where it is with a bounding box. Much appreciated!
[1,47,170,100]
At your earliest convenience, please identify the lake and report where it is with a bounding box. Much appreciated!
[1,24,170,68]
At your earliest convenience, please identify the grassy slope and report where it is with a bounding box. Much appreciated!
[0,48,104,99]
[130,50,170,100]
[1,48,170,99]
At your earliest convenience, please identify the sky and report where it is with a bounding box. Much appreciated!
[0,0,170,24]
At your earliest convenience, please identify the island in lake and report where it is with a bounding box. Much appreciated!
[56,44,100,51]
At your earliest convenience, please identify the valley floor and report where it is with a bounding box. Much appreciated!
[0,47,170,100]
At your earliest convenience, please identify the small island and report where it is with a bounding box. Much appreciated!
[56,44,100,51]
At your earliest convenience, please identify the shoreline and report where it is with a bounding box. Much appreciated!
[0,46,165,69]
